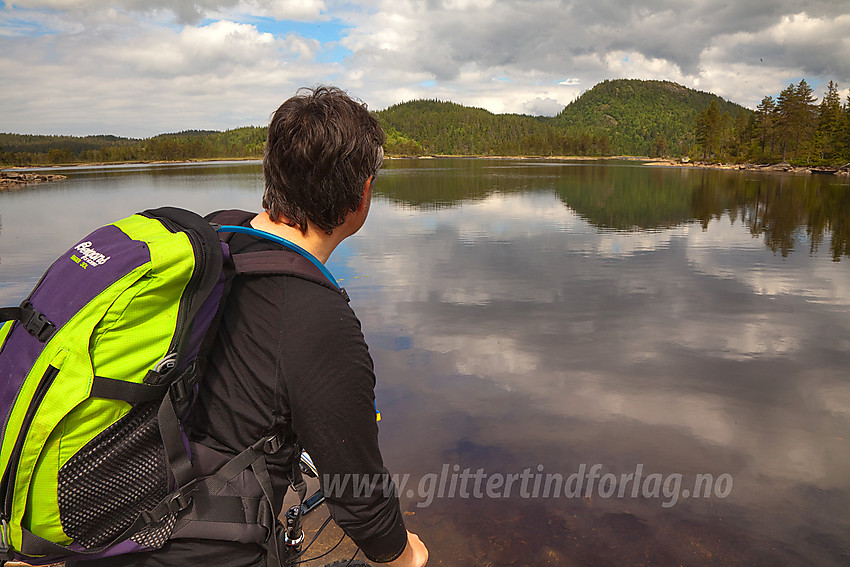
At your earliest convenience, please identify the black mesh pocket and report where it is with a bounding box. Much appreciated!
[58,401,169,548]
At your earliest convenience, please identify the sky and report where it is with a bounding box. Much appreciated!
[2,0,850,137]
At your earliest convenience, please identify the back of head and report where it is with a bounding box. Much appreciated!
[263,86,386,234]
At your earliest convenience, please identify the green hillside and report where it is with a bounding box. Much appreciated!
[376,99,611,156]
[554,79,751,156]
[378,100,546,155]
[376,80,754,157]
[0,133,138,164]
[8,78,846,166]
[0,127,266,165]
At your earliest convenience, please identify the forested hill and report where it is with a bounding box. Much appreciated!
[1,79,771,165]
[554,79,750,156]
[377,100,557,156]
[376,80,751,157]
[0,127,266,165]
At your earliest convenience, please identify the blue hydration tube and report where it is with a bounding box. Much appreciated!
[216,225,340,290]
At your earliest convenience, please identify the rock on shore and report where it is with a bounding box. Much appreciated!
[1,170,68,190]
[646,159,850,176]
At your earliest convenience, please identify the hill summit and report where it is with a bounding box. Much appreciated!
[2,79,757,164]
[555,79,750,155]
[377,79,751,157]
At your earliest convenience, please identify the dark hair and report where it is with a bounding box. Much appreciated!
[262,86,386,234]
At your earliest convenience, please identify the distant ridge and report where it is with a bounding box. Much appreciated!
[376,99,552,156]
[554,79,751,155]
[2,79,755,164]
[0,127,266,164]
[375,79,751,157]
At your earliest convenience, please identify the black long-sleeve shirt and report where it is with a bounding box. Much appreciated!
[74,222,407,566]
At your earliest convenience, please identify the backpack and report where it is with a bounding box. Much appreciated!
[0,207,341,566]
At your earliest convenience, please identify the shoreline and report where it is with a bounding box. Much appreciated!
[3,155,849,178]
[642,158,850,176]
[0,156,261,172]
[389,155,850,176]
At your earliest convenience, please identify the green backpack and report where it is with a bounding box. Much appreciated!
[0,207,341,566]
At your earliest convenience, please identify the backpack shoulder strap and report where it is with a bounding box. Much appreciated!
[208,210,347,298]
[206,209,255,229]
[230,250,343,296]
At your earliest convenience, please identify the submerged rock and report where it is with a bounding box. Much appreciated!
[0,170,67,190]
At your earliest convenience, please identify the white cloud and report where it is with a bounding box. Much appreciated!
[686,216,850,306]
[696,12,850,106]
[5,0,329,24]
[107,21,277,76]
[521,96,565,116]
[237,0,327,22]
[2,0,850,133]
[0,13,338,135]
[343,189,850,492]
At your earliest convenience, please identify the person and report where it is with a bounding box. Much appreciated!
[73,86,428,567]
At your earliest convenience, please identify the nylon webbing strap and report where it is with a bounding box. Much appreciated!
[208,209,347,301]
[19,505,149,558]
[253,456,286,567]
[90,376,168,403]
[232,251,341,294]
[0,307,21,322]
[179,494,262,524]
[0,302,56,342]
[207,209,255,228]
[197,437,268,496]
[20,527,79,556]
[157,391,194,489]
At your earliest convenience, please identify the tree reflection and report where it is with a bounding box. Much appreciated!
[378,159,850,261]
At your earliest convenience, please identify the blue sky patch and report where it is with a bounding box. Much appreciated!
[1,3,59,37]
[250,17,353,62]
[253,17,347,43]
[316,42,352,63]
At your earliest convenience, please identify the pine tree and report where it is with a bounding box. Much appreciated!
[754,96,777,158]
[695,100,722,159]
[729,111,750,159]
[775,83,796,162]
[651,133,668,157]
[816,81,843,161]
[844,94,850,161]
[775,80,818,162]
[793,80,818,161]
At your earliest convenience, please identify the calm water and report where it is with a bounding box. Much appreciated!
[2,159,850,566]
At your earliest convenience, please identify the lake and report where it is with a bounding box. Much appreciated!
[2,159,850,566]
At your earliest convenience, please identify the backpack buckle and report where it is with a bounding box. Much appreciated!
[263,434,282,454]
[141,491,193,525]
[166,492,192,514]
[0,517,9,555]
[168,362,199,403]
[20,301,56,342]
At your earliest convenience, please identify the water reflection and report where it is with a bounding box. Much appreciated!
[0,162,263,300]
[2,160,849,565]
[346,160,850,565]
[378,158,850,261]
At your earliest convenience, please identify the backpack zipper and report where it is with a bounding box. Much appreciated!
[169,227,206,363]
[150,216,209,379]
[0,364,61,523]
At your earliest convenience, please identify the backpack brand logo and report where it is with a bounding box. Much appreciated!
[71,241,111,269]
